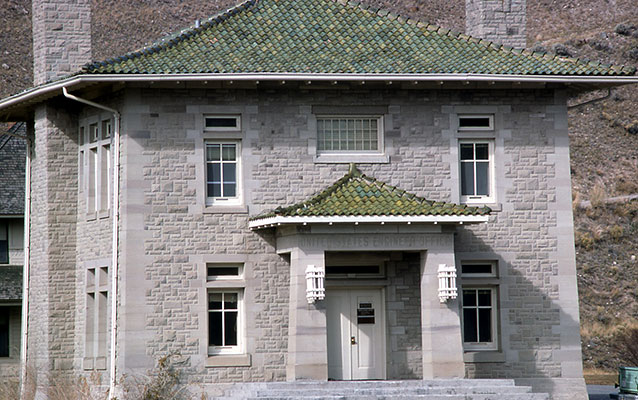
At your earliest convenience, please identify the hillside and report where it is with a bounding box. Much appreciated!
[1,0,637,374]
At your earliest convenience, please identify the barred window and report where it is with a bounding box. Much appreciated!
[317,117,381,153]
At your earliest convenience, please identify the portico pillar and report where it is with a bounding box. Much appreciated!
[286,247,328,381]
[420,235,465,378]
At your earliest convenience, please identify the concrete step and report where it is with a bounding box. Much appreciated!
[252,386,533,396]
[217,379,550,400]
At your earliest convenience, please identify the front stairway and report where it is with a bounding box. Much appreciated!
[214,379,550,399]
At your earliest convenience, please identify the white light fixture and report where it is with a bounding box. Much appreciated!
[306,264,325,304]
[438,264,458,303]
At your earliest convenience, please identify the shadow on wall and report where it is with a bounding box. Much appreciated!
[456,228,584,398]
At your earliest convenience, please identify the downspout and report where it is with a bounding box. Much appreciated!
[19,130,31,399]
[62,87,121,399]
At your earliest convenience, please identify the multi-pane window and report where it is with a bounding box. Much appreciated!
[317,117,382,153]
[79,119,112,214]
[208,291,241,354]
[461,261,498,351]
[0,307,9,357]
[460,141,493,203]
[206,142,239,202]
[84,266,109,370]
[0,223,8,264]
[462,289,495,345]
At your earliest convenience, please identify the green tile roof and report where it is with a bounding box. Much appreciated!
[251,165,491,222]
[84,0,635,76]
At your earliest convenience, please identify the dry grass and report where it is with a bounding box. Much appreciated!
[583,367,618,385]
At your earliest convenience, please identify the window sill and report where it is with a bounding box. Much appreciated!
[206,354,251,367]
[203,205,249,214]
[463,351,504,363]
[460,202,501,212]
[314,154,389,164]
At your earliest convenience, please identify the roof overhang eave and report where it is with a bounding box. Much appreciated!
[248,214,490,230]
[1,72,636,118]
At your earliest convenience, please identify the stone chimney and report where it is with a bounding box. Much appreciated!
[32,0,91,85]
[465,0,527,49]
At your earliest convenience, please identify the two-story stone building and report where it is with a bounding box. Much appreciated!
[1,0,637,399]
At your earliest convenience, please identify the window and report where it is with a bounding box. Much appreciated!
[0,307,9,357]
[316,116,382,153]
[462,288,497,350]
[458,115,494,131]
[79,119,112,215]
[460,141,494,203]
[208,291,242,354]
[84,265,109,370]
[205,115,241,131]
[205,142,240,205]
[207,263,243,280]
[461,261,497,278]
[0,223,8,264]
[461,260,499,351]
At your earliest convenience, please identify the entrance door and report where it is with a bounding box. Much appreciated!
[326,288,385,380]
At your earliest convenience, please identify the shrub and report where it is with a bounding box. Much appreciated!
[589,183,607,208]
[609,225,624,240]
[575,231,595,250]
[615,23,633,36]
[553,44,571,57]
[613,326,638,366]
[121,354,197,400]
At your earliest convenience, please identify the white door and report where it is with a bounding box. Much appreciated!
[326,288,385,380]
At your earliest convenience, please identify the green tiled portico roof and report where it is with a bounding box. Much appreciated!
[250,165,491,226]
[83,0,635,76]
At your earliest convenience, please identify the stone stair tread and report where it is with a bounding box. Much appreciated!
[253,386,533,396]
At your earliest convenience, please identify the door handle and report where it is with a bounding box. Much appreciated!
[351,336,356,345]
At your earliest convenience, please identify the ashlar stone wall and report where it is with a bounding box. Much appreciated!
[114,85,581,397]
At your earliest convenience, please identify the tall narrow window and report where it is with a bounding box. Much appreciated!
[208,291,242,354]
[79,119,113,215]
[462,288,498,350]
[460,141,494,203]
[206,142,240,204]
[84,265,109,370]
[0,223,8,264]
[0,307,9,357]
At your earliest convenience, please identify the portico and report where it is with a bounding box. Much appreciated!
[249,165,490,382]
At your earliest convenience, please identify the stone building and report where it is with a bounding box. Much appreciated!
[0,0,636,399]
[0,122,26,379]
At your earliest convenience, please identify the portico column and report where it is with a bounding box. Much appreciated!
[286,247,328,381]
[420,234,465,378]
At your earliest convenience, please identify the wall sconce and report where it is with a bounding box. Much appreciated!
[438,263,458,303]
[306,264,325,304]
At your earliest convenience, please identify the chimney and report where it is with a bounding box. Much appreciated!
[465,0,527,49]
[32,0,91,85]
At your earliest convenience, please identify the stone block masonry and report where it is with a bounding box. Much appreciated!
[466,0,527,49]
[27,103,79,396]
[32,0,91,85]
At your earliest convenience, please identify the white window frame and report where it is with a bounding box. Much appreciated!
[461,286,498,351]
[206,263,244,281]
[79,118,112,216]
[459,140,495,204]
[205,140,242,206]
[458,114,494,131]
[315,115,384,155]
[460,260,497,278]
[207,290,244,355]
[204,115,241,132]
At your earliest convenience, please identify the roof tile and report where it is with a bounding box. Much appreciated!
[251,165,491,221]
[83,0,636,77]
